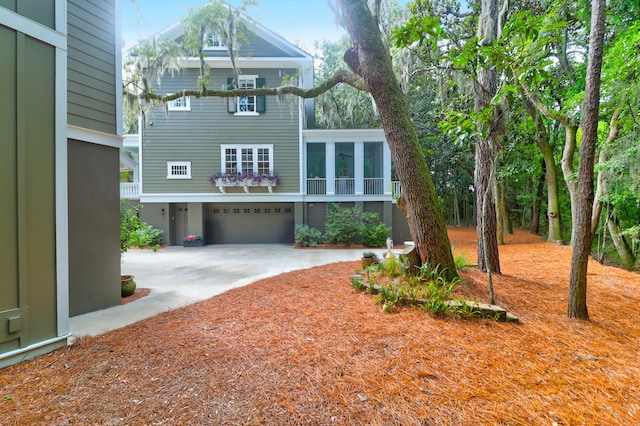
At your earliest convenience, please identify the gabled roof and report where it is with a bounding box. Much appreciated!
[145,9,313,62]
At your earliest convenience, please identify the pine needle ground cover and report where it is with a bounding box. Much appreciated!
[1,228,639,425]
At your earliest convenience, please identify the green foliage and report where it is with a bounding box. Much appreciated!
[375,283,402,313]
[454,254,470,271]
[323,204,389,247]
[363,223,392,247]
[351,276,364,290]
[380,257,403,277]
[294,224,322,247]
[313,38,381,129]
[358,252,473,317]
[120,202,162,253]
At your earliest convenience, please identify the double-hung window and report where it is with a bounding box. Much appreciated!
[222,145,273,175]
[167,95,190,111]
[227,75,266,115]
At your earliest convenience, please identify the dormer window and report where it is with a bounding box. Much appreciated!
[204,32,226,49]
[227,75,266,115]
[167,96,190,111]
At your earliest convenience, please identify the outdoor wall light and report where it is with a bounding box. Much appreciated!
[161,208,165,215]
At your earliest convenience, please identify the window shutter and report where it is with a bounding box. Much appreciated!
[227,77,236,112]
[256,77,266,113]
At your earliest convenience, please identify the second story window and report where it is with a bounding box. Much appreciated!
[238,77,256,113]
[167,96,190,111]
[227,76,266,115]
[222,145,273,175]
[204,32,226,49]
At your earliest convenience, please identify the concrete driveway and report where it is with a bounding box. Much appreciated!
[69,244,382,337]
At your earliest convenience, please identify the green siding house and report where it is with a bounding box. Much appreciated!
[1,0,122,368]
[125,11,411,245]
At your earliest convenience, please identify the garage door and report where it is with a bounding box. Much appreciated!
[204,203,295,244]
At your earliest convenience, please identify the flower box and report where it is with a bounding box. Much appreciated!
[183,240,204,247]
[209,172,280,193]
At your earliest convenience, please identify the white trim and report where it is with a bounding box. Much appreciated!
[299,97,305,194]
[139,193,394,204]
[167,96,191,111]
[119,151,137,170]
[114,0,123,136]
[233,75,258,115]
[183,57,313,69]
[55,0,69,339]
[383,142,393,196]
[67,125,123,148]
[0,336,69,365]
[55,0,67,35]
[167,161,192,179]
[221,144,274,175]
[0,7,66,48]
[123,133,140,148]
[303,128,386,141]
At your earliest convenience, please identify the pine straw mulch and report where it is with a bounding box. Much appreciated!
[2,228,640,425]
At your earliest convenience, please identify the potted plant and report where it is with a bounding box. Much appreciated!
[183,234,203,247]
[120,202,162,297]
[361,251,379,269]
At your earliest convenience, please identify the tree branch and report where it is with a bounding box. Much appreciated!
[519,81,572,127]
[135,69,369,103]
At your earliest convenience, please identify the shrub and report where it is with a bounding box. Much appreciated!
[323,205,365,245]
[324,204,390,247]
[294,224,322,247]
[137,224,164,247]
[120,202,161,253]
[363,222,391,247]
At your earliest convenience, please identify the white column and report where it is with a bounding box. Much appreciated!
[383,140,393,195]
[354,141,364,195]
[326,142,335,195]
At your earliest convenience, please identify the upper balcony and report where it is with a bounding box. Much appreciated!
[303,129,393,199]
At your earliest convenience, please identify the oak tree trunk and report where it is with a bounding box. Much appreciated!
[523,95,563,242]
[338,0,457,280]
[530,159,545,235]
[607,212,637,271]
[561,124,579,246]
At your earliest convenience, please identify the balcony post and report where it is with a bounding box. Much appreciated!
[354,141,364,195]
[383,141,393,195]
[326,142,335,195]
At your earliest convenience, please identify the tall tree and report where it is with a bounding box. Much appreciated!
[474,0,507,273]
[522,93,564,242]
[337,0,458,280]
[567,0,606,320]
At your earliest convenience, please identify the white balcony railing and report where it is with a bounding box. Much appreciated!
[335,178,355,195]
[392,181,402,199]
[120,182,140,199]
[306,178,326,195]
[364,178,384,195]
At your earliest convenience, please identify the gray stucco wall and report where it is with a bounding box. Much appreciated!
[68,139,121,316]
